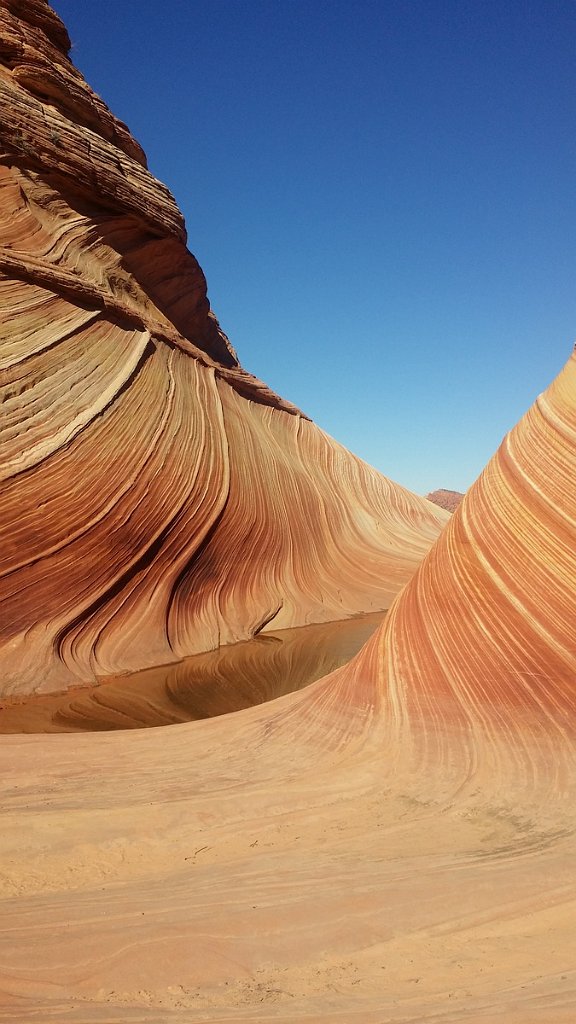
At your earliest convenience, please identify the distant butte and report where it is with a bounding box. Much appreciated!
[0,4,575,1024]
[425,488,464,512]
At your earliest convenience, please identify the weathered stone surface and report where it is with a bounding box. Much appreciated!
[425,487,464,512]
[0,3,447,697]
[385,356,576,746]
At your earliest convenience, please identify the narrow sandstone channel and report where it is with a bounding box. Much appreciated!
[0,612,384,733]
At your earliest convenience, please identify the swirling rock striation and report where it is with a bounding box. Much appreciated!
[0,353,575,1023]
[0,2,448,697]
[343,349,576,792]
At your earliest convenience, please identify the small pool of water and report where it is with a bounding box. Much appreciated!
[0,612,385,733]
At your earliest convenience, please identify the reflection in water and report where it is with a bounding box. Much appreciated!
[0,613,385,734]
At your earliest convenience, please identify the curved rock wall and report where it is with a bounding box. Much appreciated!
[0,3,447,696]
[336,349,576,798]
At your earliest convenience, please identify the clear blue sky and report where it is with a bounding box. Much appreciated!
[52,0,576,495]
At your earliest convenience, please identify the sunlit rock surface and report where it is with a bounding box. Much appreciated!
[0,1,447,697]
[425,487,464,512]
[1,5,575,1024]
[1,354,575,1022]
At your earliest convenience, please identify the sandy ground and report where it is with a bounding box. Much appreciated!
[0,628,574,1023]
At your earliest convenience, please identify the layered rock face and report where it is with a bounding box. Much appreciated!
[0,2,447,697]
[349,349,576,785]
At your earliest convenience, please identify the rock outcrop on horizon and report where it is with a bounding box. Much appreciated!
[1,4,575,1024]
[0,1,447,697]
[425,487,464,512]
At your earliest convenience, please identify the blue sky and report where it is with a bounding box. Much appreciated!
[52,0,576,495]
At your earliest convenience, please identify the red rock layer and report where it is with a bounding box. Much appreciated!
[0,3,448,696]
[425,487,464,512]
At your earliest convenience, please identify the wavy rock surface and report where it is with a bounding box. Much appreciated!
[0,2,447,697]
[1,353,575,1023]
[1,5,575,1024]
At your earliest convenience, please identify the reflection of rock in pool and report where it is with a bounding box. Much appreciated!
[0,613,384,734]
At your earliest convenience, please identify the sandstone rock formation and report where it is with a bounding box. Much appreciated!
[0,1,448,698]
[1,4,575,1024]
[1,353,575,1023]
[425,487,464,512]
